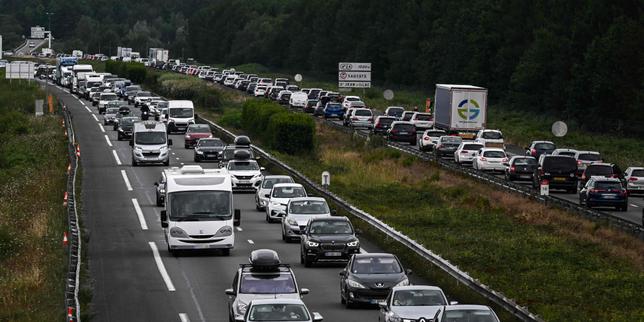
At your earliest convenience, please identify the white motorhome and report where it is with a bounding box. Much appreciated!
[130,121,172,166]
[159,165,241,256]
[71,64,94,91]
[166,100,195,133]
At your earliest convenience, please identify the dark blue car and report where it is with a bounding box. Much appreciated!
[579,177,628,211]
[323,102,344,119]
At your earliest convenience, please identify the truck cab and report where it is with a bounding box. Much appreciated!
[166,100,195,133]
[159,165,241,256]
[130,121,172,166]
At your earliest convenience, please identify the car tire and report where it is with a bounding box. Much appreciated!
[194,156,198,162]
[282,229,287,241]
[505,173,511,181]
[132,157,138,167]
[265,213,270,223]
[410,140,416,146]
[304,256,312,268]
[163,159,170,166]
[221,248,231,256]
[340,291,346,304]
[156,195,162,207]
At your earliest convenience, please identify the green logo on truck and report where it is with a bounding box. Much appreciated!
[457,99,480,120]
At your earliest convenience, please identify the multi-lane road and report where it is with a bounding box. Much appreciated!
[47,84,436,322]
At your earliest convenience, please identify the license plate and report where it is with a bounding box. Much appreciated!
[602,194,617,199]
[554,177,566,182]
[520,175,532,179]
[325,252,342,257]
[194,244,210,249]
[399,132,408,135]
[207,154,216,157]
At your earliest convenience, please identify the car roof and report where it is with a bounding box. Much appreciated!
[273,183,303,188]
[309,216,349,222]
[626,167,644,171]
[354,252,396,259]
[532,140,554,144]
[263,175,292,179]
[392,285,443,292]
[590,177,621,182]
[510,155,535,160]
[444,304,493,311]
[587,162,613,167]
[289,197,326,203]
[575,150,600,155]
[480,148,505,152]
[249,298,305,305]
[391,121,414,125]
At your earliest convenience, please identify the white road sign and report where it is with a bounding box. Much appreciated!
[338,62,371,71]
[338,71,371,81]
[338,81,371,88]
[6,62,35,79]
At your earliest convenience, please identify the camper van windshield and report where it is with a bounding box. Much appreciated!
[135,132,166,145]
[170,108,193,118]
[169,191,232,221]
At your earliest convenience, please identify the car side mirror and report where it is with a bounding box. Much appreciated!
[300,288,310,295]
[224,288,235,296]
[339,271,346,276]
[233,209,241,227]
[254,180,262,187]
[355,228,363,236]
[160,210,168,228]
[450,301,459,305]
[168,139,173,146]
[378,301,388,310]
[154,182,159,186]
[129,140,134,147]
[405,268,413,276]
[260,167,265,172]
[312,312,324,322]
[264,194,270,198]
[331,209,337,216]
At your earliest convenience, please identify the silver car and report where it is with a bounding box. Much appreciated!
[255,175,294,211]
[378,285,451,322]
[244,299,322,322]
[624,167,644,195]
[280,197,332,242]
[103,107,120,125]
[434,304,500,322]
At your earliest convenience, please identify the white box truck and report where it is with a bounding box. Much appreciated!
[433,84,487,139]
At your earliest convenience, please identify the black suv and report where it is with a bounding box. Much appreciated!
[579,163,624,189]
[300,217,361,267]
[534,155,578,193]
[194,138,226,162]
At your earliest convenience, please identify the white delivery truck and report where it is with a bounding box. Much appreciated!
[130,121,172,166]
[433,84,488,139]
[166,100,195,133]
[159,165,241,255]
[71,64,94,92]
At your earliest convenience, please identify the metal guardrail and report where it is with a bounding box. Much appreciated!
[62,105,81,322]
[197,115,544,322]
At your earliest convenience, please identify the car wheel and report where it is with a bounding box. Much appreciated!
[265,213,270,223]
[340,290,346,304]
[505,173,511,181]
[163,159,170,166]
[221,248,231,256]
[156,195,162,207]
[132,157,138,167]
[282,229,287,241]
[194,156,198,162]
[304,256,312,268]
[410,140,416,146]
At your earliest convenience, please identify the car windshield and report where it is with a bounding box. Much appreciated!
[514,158,536,165]
[169,108,193,118]
[557,151,576,156]
[248,304,310,321]
[378,118,395,125]
[395,124,415,131]
[137,91,151,97]
[272,186,306,198]
[427,131,445,137]
[135,132,166,145]
[392,289,446,306]
[168,191,232,220]
[262,178,294,189]
[415,114,432,121]
[594,181,622,190]
[587,165,613,176]
[188,125,210,133]
[355,109,372,116]
[542,157,577,171]
[127,86,141,91]
[483,151,506,158]
[579,153,601,161]
[482,131,502,139]
[632,169,644,177]
[443,310,499,322]
[387,108,404,116]
[240,274,297,294]
[535,142,555,150]
[442,136,462,143]
[352,257,402,274]
[289,200,329,214]
[309,220,352,235]
[347,97,360,101]
[326,103,342,109]
[121,118,136,126]
[199,139,224,147]
[102,94,118,100]
[229,161,260,171]
[463,144,484,151]
[106,108,119,114]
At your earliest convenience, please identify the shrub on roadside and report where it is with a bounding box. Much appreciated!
[266,113,315,154]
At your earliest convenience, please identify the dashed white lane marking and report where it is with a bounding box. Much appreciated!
[236,227,243,232]
[104,135,113,147]
[92,114,99,122]
[83,105,91,112]
[121,170,133,191]
[98,124,106,133]
[131,198,149,230]
[248,240,254,245]
[360,248,369,253]
[148,242,176,292]
[176,157,180,160]
[631,204,639,208]
[112,150,122,165]
[179,313,190,322]
[63,89,70,94]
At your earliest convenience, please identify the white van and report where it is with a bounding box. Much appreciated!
[223,74,239,87]
[130,121,172,166]
[159,165,240,256]
[166,100,195,133]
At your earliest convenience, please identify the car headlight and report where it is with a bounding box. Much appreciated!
[386,312,402,322]
[169,227,189,238]
[307,241,319,247]
[118,128,124,132]
[236,301,248,315]
[271,201,282,207]
[215,226,233,237]
[347,240,359,247]
[134,147,143,154]
[286,218,298,226]
[346,279,367,289]
[196,150,204,154]
[395,278,409,287]
[160,146,168,153]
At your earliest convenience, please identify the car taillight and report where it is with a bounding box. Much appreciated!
[619,190,628,196]
[581,174,586,180]
[351,117,358,120]
[423,137,430,141]
[577,160,582,165]
[531,148,537,156]
[510,166,516,173]
[480,157,487,161]
[539,169,544,176]
[629,177,638,181]
[460,150,468,154]
[501,158,509,162]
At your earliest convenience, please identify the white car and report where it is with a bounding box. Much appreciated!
[276,90,292,101]
[281,197,332,242]
[473,148,508,172]
[265,183,307,223]
[341,96,362,110]
[347,108,374,128]
[98,92,118,112]
[227,159,264,191]
[435,305,500,322]
[475,129,504,148]
[418,129,446,151]
[552,148,578,157]
[255,175,295,211]
[574,150,602,175]
[289,92,308,108]
[454,141,485,164]
[254,85,268,97]
[244,299,323,322]
[624,167,644,195]
[377,285,450,322]
[410,112,433,130]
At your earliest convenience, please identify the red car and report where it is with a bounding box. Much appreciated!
[184,124,212,148]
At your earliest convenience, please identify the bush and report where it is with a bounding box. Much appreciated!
[105,61,147,84]
[241,100,285,136]
[265,113,315,154]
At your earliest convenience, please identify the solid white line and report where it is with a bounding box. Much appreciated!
[148,242,176,292]
[131,198,149,230]
[631,204,639,208]
[360,248,369,253]
[112,150,122,165]
[84,105,91,112]
[104,135,113,147]
[98,124,106,133]
[236,227,243,232]
[179,313,190,322]
[247,239,254,245]
[121,170,133,191]
[63,89,70,93]
[92,114,99,122]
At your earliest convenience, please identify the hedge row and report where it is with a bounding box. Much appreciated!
[105,61,147,84]
[241,100,315,154]
[143,72,222,109]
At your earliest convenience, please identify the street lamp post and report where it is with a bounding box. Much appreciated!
[45,12,54,49]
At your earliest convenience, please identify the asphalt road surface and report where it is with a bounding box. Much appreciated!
[48,84,435,322]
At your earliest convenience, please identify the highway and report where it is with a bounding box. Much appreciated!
[48,84,436,322]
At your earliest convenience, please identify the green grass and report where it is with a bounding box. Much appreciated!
[0,70,69,320]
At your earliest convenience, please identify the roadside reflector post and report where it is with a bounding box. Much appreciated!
[540,180,549,196]
[322,171,331,190]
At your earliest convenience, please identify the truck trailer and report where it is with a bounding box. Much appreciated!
[433,84,488,139]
